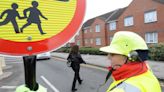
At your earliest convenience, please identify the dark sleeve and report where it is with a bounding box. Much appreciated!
[67,54,71,60]
[77,53,82,59]
[77,53,86,64]
[66,54,72,64]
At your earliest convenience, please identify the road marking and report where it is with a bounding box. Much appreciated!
[41,76,60,92]
[0,86,16,89]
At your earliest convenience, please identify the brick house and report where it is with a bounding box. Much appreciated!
[75,8,126,48]
[118,0,164,44]
[75,0,164,48]
[105,8,127,45]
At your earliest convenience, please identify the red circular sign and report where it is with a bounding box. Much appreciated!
[0,0,86,56]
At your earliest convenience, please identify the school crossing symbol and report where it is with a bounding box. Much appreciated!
[0,1,48,35]
[0,0,86,55]
[0,0,76,42]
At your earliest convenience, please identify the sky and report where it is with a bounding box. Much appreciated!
[84,0,133,22]
[70,0,133,42]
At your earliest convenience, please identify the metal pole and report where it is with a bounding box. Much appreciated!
[23,55,38,91]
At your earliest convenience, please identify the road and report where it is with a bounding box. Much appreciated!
[0,57,112,92]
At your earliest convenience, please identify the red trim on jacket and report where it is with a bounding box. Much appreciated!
[109,62,148,81]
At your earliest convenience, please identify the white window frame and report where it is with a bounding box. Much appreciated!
[144,10,157,23]
[95,24,100,32]
[84,39,88,44]
[124,16,134,27]
[90,38,93,44]
[90,28,92,32]
[96,38,101,45]
[145,32,158,43]
[84,29,87,33]
[109,21,116,31]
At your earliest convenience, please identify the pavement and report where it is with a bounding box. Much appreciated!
[0,57,20,81]
[0,72,13,81]
[0,52,163,82]
[51,52,164,80]
[0,55,111,92]
[0,53,163,92]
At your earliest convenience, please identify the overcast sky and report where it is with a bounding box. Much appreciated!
[84,0,133,22]
[70,0,133,42]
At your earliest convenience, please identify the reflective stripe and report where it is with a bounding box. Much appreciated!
[111,82,141,92]
[107,70,162,92]
[110,88,124,92]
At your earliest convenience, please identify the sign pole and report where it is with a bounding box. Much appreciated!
[23,55,38,91]
[0,0,85,91]
[16,55,47,92]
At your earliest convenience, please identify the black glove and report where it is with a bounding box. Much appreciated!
[83,61,87,64]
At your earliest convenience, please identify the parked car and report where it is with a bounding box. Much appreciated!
[37,52,51,60]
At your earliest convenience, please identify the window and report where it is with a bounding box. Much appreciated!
[95,24,100,32]
[90,28,93,32]
[145,32,158,43]
[109,21,116,31]
[96,38,101,45]
[77,40,80,45]
[124,16,134,27]
[84,39,88,44]
[84,29,87,33]
[90,39,93,44]
[144,10,157,23]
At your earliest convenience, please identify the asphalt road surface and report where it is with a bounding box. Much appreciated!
[0,57,112,92]
[0,57,163,92]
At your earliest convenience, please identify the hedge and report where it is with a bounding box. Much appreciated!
[55,43,164,61]
[55,47,70,53]
[55,47,107,55]
[148,43,164,61]
[79,47,107,55]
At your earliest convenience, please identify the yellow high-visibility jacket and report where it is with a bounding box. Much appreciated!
[106,62,161,92]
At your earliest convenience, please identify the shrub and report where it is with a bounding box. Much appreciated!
[55,43,164,61]
[79,47,107,55]
[55,47,70,53]
[148,43,164,61]
[55,47,107,55]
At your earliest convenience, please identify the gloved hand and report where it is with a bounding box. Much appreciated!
[16,84,47,92]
